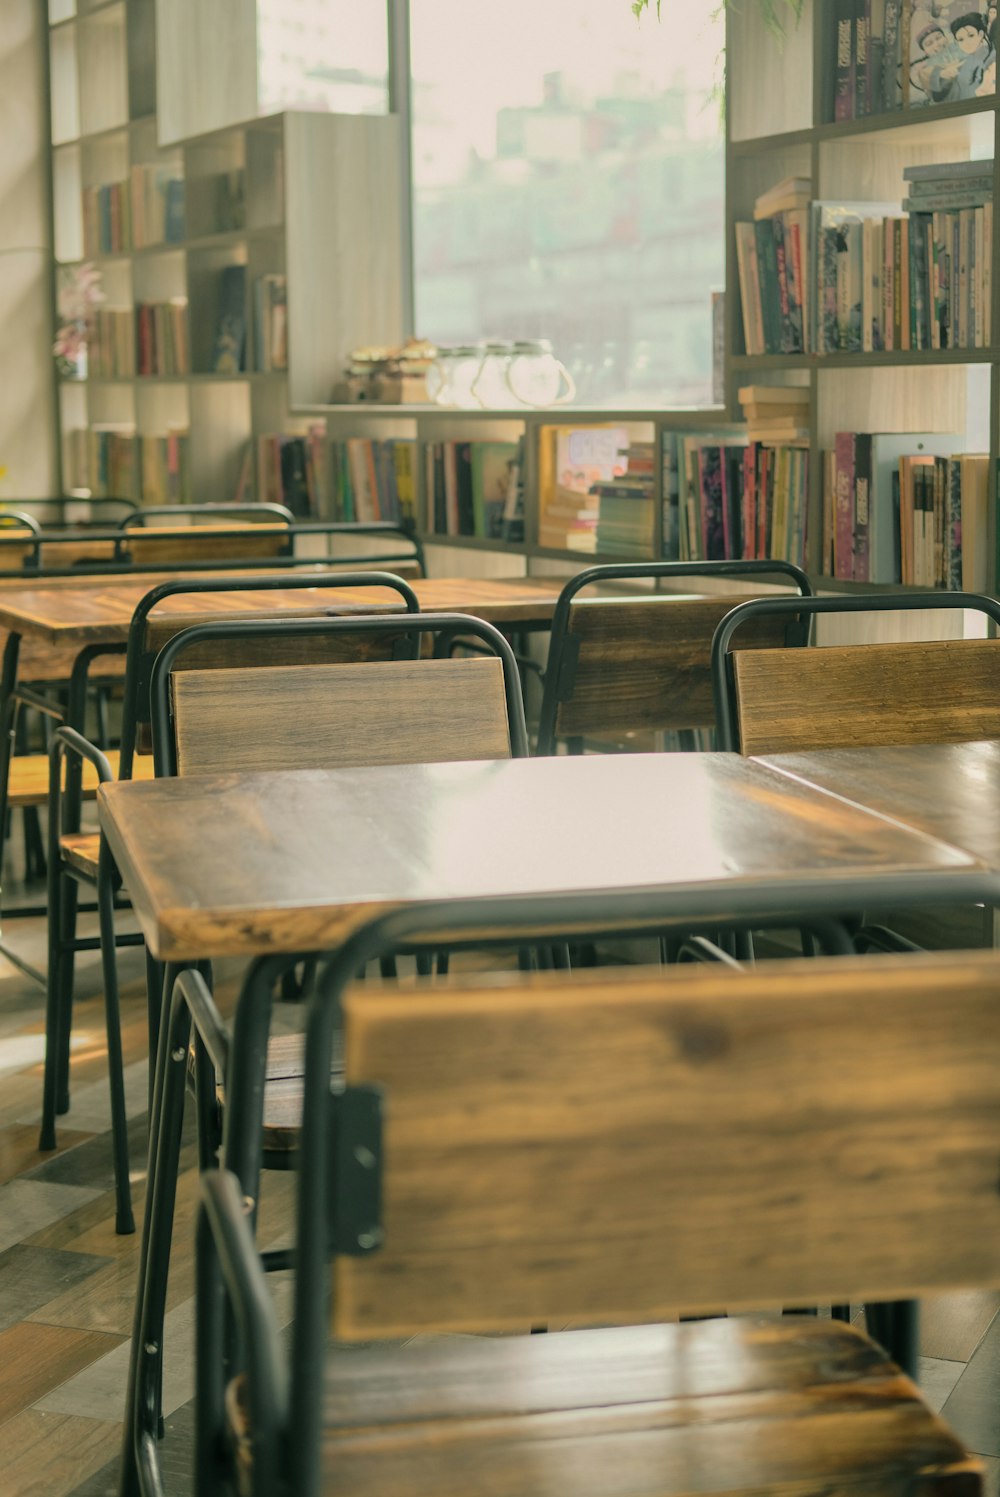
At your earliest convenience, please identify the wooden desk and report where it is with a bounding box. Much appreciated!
[756,740,1000,872]
[98,753,993,962]
[0,573,585,649]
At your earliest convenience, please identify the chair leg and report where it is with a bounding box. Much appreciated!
[120,960,182,1497]
[39,853,66,1151]
[98,841,134,1235]
[54,875,79,1115]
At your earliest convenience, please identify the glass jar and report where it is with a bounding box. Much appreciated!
[449,344,484,408]
[470,341,513,408]
[424,346,454,406]
[506,339,576,407]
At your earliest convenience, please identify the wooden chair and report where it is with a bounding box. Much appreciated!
[535,559,812,755]
[40,570,421,1234]
[185,894,996,1497]
[711,591,1000,755]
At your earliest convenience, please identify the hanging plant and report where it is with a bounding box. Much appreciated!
[630,0,805,39]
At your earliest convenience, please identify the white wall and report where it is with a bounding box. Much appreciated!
[0,0,56,498]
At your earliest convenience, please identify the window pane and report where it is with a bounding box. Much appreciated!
[410,0,724,408]
[257,0,388,117]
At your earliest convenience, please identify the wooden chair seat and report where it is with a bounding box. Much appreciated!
[58,832,100,878]
[12,749,154,808]
[225,1318,977,1497]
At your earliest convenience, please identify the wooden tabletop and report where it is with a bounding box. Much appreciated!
[757,740,1000,872]
[0,574,593,646]
[98,753,993,961]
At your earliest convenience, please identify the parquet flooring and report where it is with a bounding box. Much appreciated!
[0,883,999,1494]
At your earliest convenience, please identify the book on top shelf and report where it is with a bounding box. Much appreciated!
[828,0,996,120]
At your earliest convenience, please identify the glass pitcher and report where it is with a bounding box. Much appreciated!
[449,345,484,408]
[506,339,576,407]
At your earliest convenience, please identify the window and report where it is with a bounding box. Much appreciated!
[256,0,388,116]
[409,0,724,408]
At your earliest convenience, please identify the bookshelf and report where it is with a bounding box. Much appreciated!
[725,0,998,596]
[295,403,739,571]
[48,1,403,507]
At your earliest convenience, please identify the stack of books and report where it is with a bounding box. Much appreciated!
[537,425,629,553]
[903,158,994,214]
[85,424,138,499]
[593,439,655,556]
[821,430,988,586]
[738,385,810,446]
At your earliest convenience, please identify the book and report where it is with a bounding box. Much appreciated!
[211,264,246,374]
[904,157,996,182]
[471,441,518,539]
[834,0,857,120]
[907,2,995,107]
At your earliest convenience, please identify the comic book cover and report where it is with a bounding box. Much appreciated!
[907,2,995,106]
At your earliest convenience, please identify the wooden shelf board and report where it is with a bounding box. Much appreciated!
[731,350,995,370]
[729,127,815,156]
[814,94,997,145]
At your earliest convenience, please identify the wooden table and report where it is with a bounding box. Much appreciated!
[0,573,591,649]
[756,740,1000,874]
[99,752,996,962]
[108,749,995,1497]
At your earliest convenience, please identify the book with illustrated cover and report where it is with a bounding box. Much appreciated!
[907,2,995,107]
[211,264,246,374]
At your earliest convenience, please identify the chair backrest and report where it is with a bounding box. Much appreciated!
[117,570,421,778]
[123,523,292,567]
[117,502,294,529]
[151,612,529,775]
[536,560,812,753]
[712,592,1000,754]
[327,944,1000,1340]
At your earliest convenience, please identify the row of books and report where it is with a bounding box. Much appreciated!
[254,428,325,519]
[252,274,287,372]
[664,434,808,569]
[82,167,185,256]
[136,298,189,375]
[831,0,996,122]
[328,438,419,527]
[65,425,192,503]
[427,440,519,541]
[737,176,993,355]
[89,307,136,379]
[820,431,988,587]
[89,300,191,378]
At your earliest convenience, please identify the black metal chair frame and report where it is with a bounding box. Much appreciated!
[116,502,295,528]
[0,518,426,578]
[40,571,422,1238]
[0,495,139,526]
[179,877,1000,1497]
[535,558,813,756]
[0,520,426,900]
[710,590,1000,753]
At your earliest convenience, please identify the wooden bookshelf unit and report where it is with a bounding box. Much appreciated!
[725,0,998,594]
